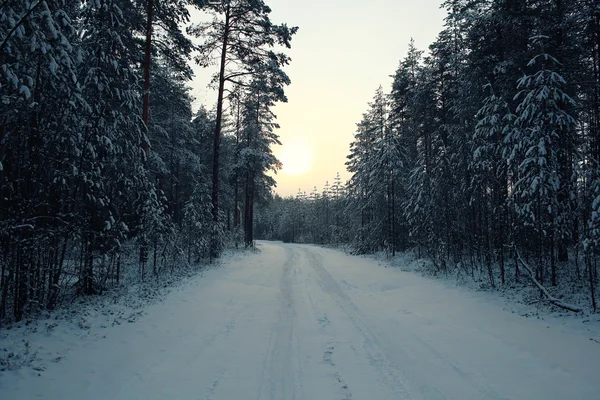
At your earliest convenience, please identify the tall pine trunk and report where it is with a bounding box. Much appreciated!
[244,171,255,248]
[142,0,153,155]
[210,4,231,258]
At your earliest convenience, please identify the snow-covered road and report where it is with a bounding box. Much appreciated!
[3,242,600,399]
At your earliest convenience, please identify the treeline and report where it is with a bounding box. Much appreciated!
[255,174,350,245]
[257,0,599,311]
[0,0,295,324]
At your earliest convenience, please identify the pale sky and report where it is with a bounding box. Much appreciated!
[189,0,448,197]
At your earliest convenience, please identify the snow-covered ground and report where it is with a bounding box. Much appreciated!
[1,241,600,399]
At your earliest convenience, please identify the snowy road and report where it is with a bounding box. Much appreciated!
[3,242,600,399]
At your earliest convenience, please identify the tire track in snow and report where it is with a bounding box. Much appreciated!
[304,247,508,400]
[398,327,511,400]
[114,293,247,399]
[181,295,246,367]
[302,248,437,400]
[256,247,301,400]
[197,258,282,400]
[190,254,283,400]
[322,343,353,400]
[299,254,355,400]
[115,259,273,400]
[205,368,225,400]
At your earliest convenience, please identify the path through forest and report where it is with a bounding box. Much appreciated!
[2,242,600,399]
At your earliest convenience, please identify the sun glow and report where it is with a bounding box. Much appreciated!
[278,139,314,176]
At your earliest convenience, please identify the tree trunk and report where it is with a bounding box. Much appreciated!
[518,251,582,313]
[210,4,231,257]
[234,92,241,230]
[244,172,254,248]
[391,171,396,256]
[588,252,597,312]
[233,176,239,227]
[550,228,557,286]
[47,234,68,310]
[141,0,154,155]
[0,263,11,324]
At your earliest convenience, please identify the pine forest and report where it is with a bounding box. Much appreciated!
[2,0,600,327]
[256,0,600,313]
[0,0,296,324]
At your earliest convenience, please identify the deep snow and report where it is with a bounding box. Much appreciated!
[1,241,600,399]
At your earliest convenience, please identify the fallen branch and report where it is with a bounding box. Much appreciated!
[516,252,583,313]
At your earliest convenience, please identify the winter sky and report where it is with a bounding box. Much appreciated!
[190,0,448,197]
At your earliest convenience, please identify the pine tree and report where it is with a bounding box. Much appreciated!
[390,39,422,250]
[346,87,384,252]
[511,35,578,285]
[190,0,297,256]
[472,85,516,285]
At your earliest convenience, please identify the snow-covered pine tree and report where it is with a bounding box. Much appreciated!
[346,86,392,253]
[389,39,422,251]
[236,67,287,247]
[0,0,82,318]
[472,85,516,285]
[189,0,297,256]
[511,35,578,286]
[0,0,216,323]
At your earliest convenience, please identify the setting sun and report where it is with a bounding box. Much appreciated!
[277,139,314,176]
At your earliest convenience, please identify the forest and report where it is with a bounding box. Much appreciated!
[3,0,600,327]
[0,0,296,324]
[256,0,600,312]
